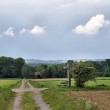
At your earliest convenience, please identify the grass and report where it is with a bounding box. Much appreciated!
[20,92,39,110]
[0,79,21,110]
[0,79,21,88]
[30,77,110,91]
[24,80,29,88]
[42,89,98,110]
[30,77,110,110]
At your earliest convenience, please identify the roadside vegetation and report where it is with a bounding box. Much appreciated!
[24,80,29,88]
[0,79,21,110]
[42,89,98,110]
[21,92,39,110]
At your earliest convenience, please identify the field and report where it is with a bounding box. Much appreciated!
[0,79,21,88]
[0,79,21,110]
[30,77,110,110]
[31,77,110,90]
[0,78,110,110]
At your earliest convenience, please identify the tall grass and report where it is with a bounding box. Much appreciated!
[0,79,21,110]
[42,89,98,110]
[20,92,39,110]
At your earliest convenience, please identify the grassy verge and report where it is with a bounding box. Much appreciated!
[0,79,21,110]
[41,89,98,110]
[24,80,29,88]
[20,92,39,110]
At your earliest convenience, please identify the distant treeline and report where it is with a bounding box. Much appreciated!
[32,59,110,78]
[88,59,110,77]
[0,56,25,78]
[0,56,110,78]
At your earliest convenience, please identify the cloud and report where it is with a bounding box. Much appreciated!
[20,28,29,34]
[30,25,46,35]
[3,27,15,37]
[73,14,110,35]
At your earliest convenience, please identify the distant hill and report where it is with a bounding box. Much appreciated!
[25,59,67,65]
[25,59,105,66]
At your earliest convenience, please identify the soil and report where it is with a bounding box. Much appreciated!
[12,80,50,110]
[67,90,110,110]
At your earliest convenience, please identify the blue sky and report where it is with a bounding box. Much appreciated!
[0,0,110,60]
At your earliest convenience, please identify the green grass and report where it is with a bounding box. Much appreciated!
[42,89,98,110]
[21,92,39,110]
[24,80,29,88]
[0,79,21,88]
[30,77,110,110]
[0,79,21,110]
[30,78,110,91]
[29,80,60,88]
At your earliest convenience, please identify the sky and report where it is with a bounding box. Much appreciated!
[0,0,110,60]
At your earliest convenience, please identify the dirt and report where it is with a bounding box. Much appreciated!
[12,80,50,110]
[67,90,110,110]
[12,80,24,110]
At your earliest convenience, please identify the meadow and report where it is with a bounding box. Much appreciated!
[30,77,110,110]
[0,79,21,110]
[30,77,110,90]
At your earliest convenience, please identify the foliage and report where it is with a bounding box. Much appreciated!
[0,56,25,78]
[22,64,36,78]
[71,62,97,87]
[35,64,67,78]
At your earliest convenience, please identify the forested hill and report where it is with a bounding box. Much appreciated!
[25,59,104,66]
[25,59,66,65]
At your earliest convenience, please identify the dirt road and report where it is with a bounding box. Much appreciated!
[12,79,50,110]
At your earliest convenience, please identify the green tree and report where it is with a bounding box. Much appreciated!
[14,58,25,78]
[22,64,36,78]
[104,66,110,77]
[71,62,97,87]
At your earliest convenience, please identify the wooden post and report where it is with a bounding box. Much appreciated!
[67,69,71,87]
[67,60,73,87]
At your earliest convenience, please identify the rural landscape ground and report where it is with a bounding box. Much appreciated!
[0,78,110,110]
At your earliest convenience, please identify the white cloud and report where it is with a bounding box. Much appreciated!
[3,27,15,37]
[73,14,110,35]
[30,25,46,35]
[20,28,29,34]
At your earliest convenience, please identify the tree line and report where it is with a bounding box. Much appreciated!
[0,56,110,78]
[0,56,25,78]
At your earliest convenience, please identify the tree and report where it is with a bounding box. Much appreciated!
[22,64,36,78]
[14,58,25,78]
[104,66,110,77]
[71,62,97,87]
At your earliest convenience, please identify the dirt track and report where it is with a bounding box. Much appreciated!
[68,90,110,110]
[12,80,50,110]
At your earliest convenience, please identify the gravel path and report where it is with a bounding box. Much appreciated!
[12,80,24,110]
[12,79,50,110]
[27,82,50,110]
